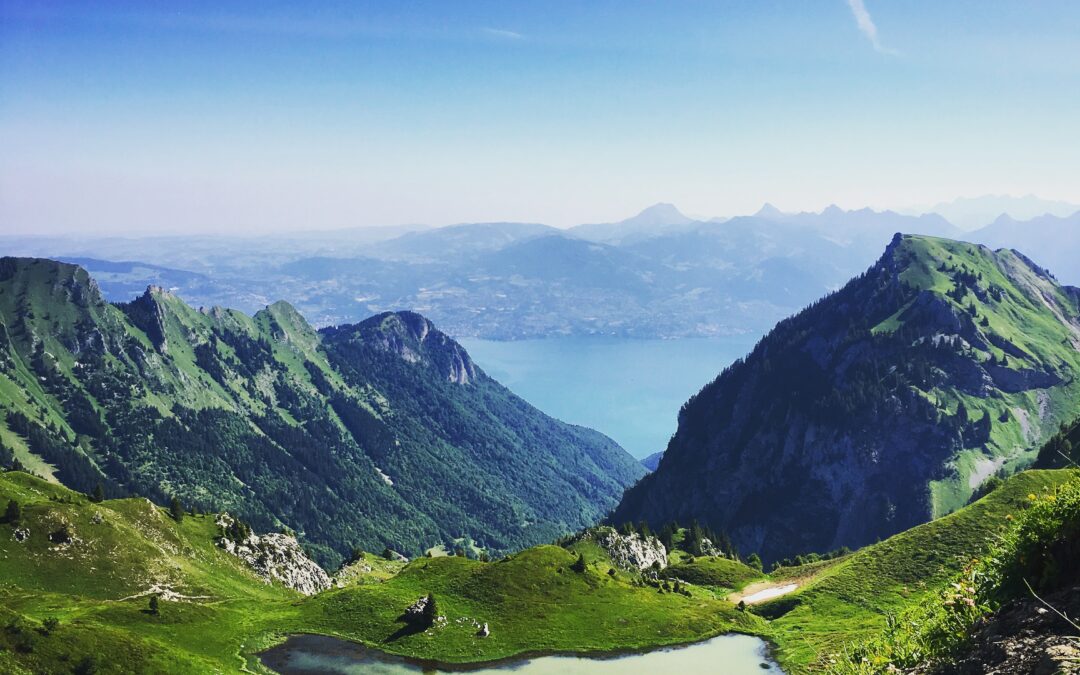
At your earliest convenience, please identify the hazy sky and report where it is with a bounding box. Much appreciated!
[2,1,1079,235]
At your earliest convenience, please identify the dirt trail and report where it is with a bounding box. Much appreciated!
[728,580,800,605]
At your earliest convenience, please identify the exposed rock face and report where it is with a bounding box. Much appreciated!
[912,585,1080,675]
[215,514,330,595]
[699,538,722,558]
[573,526,668,571]
[402,595,430,622]
[384,548,409,563]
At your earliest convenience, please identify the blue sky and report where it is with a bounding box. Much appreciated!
[2,1,1079,234]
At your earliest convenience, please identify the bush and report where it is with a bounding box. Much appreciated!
[570,554,587,574]
[41,617,59,635]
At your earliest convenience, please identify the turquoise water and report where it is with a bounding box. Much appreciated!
[261,633,782,674]
[459,336,757,458]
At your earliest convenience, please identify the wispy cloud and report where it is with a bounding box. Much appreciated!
[482,27,524,40]
[845,0,898,55]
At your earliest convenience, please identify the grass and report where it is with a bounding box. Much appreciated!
[2,467,1077,674]
[0,470,758,673]
[824,470,1080,673]
[659,556,765,593]
[763,469,1074,672]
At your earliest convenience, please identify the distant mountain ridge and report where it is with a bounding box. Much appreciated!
[612,234,1080,562]
[1,205,981,340]
[570,203,697,244]
[911,194,1080,231]
[7,202,1079,339]
[0,257,645,566]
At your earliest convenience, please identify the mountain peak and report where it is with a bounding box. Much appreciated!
[337,311,480,385]
[754,203,785,219]
[621,202,694,227]
[613,234,1080,562]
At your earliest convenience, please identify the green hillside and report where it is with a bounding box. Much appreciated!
[614,234,1080,562]
[0,257,645,567]
[2,468,1074,673]
[761,469,1073,672]
[0,470,756,673]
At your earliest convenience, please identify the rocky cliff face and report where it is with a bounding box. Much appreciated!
[613,235,1080,563]
[334,311,480,385]
[215,515,330,595]
[573,526,668,571]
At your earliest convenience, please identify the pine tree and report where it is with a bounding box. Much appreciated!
[746,553,763,572]
[955,401,969,427]
[658,522,676,552]
[91,483,104,503]
[422,593,438,627]
[570,553,587,573]
[687,520,705,556]
[169,496,184,523]
[4,499,20,525]
[148,595,160,616]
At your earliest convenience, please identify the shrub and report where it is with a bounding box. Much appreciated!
[41,617,59,635]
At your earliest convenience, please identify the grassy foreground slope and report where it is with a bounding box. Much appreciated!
[1,468,1073,673]
[762,469,1074,672]
[0,470,757,673]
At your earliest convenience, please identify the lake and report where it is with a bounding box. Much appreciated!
[459,336,757,459]
[260,633,782,674]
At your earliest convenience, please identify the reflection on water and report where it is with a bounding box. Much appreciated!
[261,633,783,674]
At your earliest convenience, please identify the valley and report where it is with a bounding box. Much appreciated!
[1,233,1078,675]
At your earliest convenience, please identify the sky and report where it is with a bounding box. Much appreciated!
[2,1,1079,235]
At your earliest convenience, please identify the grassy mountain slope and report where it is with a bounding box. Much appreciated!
[0,257,645,567]
[613,234,1080,563]
[761,469,1071,672]
[0,470,755,673]
[2,469,1072,673]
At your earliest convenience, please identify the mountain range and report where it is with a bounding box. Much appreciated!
[612,234,1080,562]
[0,257,644,566]
[0,204,976,340]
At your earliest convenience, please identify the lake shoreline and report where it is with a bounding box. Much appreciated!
[259,630,784,674]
